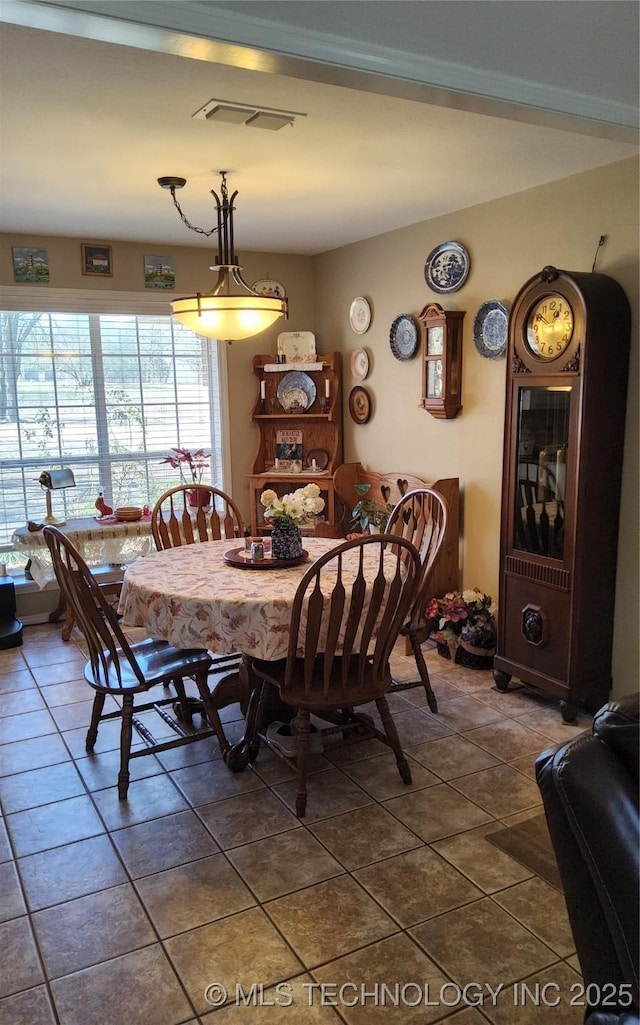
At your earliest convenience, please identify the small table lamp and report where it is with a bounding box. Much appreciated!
[37,468,76,526]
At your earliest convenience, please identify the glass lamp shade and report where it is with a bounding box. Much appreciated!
[171,294,286,340]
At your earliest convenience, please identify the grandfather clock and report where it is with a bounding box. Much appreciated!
[493,266,630,722]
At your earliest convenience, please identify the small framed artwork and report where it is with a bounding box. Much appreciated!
[12,247,50,284]
[144,255,175,289]
[81,243,113,277]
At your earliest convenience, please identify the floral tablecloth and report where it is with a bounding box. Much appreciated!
[118,538,383,661]
[12,516,154,588]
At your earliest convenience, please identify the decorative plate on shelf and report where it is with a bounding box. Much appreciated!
[307,448,329,470]
[389,314,419,361]
[348,386,372,424]
[350,347,370,381]
[276,370,316,412]
[252,278,286,299]
[349,296,372,334]
[424,241,470,294]
[473,300,510,359]
[276,331,316,363]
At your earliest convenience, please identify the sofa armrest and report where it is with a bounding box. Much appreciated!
[536,731,639,1015]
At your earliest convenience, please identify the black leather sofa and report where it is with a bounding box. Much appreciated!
[536,695,639,1025]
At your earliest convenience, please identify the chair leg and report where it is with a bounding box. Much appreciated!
[410,632,438,713]
[295,708,311,818]
[85,692,106,752]
[247,679,272,755]
[376,695,412,785]
[192,671,230,756]
[118,693,134,800]
[172,678,195,725]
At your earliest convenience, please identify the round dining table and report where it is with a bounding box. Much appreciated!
[118,537,341,769]
[118,537,341,660]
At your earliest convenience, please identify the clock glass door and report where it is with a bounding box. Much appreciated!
[513,386,571,560]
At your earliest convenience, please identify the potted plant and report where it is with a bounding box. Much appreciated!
[425,588,497,669]
[160,447,211,506]
[350,483,396,533]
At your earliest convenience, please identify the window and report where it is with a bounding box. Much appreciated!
[0,310,225,548]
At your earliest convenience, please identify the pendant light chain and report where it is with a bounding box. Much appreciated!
[166,183,218,237]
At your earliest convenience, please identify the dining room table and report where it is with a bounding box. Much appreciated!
[118,536,344,770]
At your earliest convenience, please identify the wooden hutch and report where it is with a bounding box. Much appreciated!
[247,352,342,536]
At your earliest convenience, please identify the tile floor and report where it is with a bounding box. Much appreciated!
[0,623,593,1025]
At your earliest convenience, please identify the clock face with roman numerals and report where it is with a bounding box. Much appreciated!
[525,294,574,361]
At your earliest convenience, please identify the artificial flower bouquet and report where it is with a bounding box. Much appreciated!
[425,588,498,668]
[160,447,210,485]
[260,483,325,526]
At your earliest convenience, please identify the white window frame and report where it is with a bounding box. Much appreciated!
[0,286,232,551]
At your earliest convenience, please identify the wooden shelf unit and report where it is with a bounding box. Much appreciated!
[248,353,343,536]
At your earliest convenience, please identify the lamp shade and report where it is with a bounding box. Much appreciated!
[171,293,287,340]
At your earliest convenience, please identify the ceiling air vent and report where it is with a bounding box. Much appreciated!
[193,98,307,131]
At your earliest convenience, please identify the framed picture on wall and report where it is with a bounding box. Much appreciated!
[12,247,50,284]
[81,243,113,277]
[144,255,175,289]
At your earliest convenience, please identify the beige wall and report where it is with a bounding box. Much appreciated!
[313,156,639,695]
[2,155,638,692]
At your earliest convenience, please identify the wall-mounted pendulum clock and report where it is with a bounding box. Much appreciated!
[493,266,631,722]
[419,303,465,419]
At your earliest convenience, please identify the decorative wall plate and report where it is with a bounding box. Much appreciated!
[277,371,316,412]
[350,347,370,381]
[348,386,372,424]
[424,241,470,294]
[349,296,372,334]
[473,300,510,359]
[276,331,316,363]
[389,314,419,361]
[252,278,286,299]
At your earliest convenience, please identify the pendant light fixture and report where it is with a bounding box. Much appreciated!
[157,172,288,340]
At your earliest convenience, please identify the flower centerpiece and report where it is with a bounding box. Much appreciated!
[260,483,325,559]
[425,588,498,669]
[160,447,211,506]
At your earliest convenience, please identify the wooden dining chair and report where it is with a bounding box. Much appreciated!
[151,484,244,551]
[151,482,245,706]
[43,526,231,799]
[384,487,449,713]
[247,534,421,817]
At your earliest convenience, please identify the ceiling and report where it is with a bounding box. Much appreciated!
[0,0,638,255]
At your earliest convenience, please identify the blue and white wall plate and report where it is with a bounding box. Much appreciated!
[424,241,470,294]
[473,300,510,359]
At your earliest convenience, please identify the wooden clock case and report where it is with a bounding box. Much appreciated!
[493,266,631,721]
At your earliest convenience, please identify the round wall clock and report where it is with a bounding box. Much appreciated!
[350,347,370,381]
[252,278,286,299]
[424,241,470,294]
[348,386,372,424]
[389,314,419,361]
[473,300,510,359]
[349,296,372,334]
